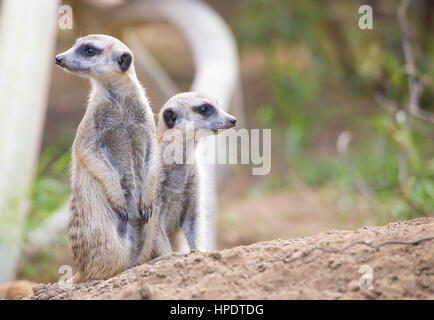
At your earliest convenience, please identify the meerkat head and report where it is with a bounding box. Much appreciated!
[158,92,237,138]
[55,34,134,80]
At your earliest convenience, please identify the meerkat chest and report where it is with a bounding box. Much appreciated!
[161,164,197,197]
[91,103,150,181]
[123,97,148,126]
[94,99,148,145]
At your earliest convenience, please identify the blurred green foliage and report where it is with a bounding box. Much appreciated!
[27,145,70,231]
[233,0,434,221]
[19,146,71,282]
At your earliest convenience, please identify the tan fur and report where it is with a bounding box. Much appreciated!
[56,35,159,282]
[0,280,36,300]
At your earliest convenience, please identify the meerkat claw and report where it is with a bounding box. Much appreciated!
[139,205,153,224]
[115,208,128,223]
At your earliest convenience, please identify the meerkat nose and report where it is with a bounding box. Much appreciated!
[229,117,237,126]
[55,56,63,65]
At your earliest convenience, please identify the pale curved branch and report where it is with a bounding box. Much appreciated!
[112,0,242,250]
[397,0,434,124]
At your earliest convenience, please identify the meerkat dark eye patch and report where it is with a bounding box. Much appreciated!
[77,44,101,57]
[118,52,132,72]
[163,108,177,129]
[193,103,215,117]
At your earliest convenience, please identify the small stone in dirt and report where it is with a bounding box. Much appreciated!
[361,289,381,299]
[325,291,342,299]
[348,281,360,292]
[141,269,152,277]
[292,251,304,259]
[32,284,45,294]
[38,293,49,300]
[390,275,398,282]
[205,266,215,274]
[194,257,202,263]
[120,289,141,300]
[328,259,341,270]
[139,285,152,300]
[209,252,222,260]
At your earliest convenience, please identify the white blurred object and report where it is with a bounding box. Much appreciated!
[25,203,69,257]
[0,0,59,282]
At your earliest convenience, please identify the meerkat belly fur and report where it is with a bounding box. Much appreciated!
[155,92,237,255]
[55,35,159,282]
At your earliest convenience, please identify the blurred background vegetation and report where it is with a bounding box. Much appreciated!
[231,0,433,219]
[16,0,434,282]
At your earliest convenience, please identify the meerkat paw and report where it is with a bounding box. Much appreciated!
[114,207,128,223]
[110,195,128,223]
[107,193,128,223]
[139,204,153,224]
[138,195,153,224]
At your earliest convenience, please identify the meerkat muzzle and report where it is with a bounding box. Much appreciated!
[55,55,64,66]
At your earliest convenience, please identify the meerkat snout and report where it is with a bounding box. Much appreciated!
[228,115,237,127]
[55,55,63,66]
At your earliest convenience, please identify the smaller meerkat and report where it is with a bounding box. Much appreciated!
[55,35,159,282]
[155,92,237,255]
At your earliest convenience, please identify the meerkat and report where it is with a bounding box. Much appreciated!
[155,92,237,256]
[55,34,159,282]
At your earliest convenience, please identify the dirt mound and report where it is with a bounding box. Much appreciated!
[28,217,434,300]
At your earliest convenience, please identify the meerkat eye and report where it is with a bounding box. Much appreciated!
[194,104,214,117]
[85,46,97,56]
[78,44,99,57]
[199,105,208,113]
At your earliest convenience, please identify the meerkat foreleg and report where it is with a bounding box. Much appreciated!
[183,206,198,251]
[139,194,153,223]
[138,169,156,223]
[75,146,128,221]
[138,145,159,223]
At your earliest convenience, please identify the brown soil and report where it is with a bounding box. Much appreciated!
[27,217,434,300]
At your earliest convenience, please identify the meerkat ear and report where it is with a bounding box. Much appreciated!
[118,52,132,72]
[163,108,177,129]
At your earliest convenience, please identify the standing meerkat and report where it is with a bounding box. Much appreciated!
[55,34,159,282]
[155,92,237,255]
